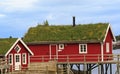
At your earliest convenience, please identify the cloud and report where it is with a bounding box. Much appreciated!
[46,14,54,20]
[0,0,39,12]
[0,0,120,37]
[0,14,6,18]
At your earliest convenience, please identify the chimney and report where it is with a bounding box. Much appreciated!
[73,16,75,27]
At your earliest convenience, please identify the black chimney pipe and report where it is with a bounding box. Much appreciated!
[73,16,75,27]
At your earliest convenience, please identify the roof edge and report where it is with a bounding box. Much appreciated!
[5,38,34,57]
[103,24,116,42]
[26,40,101,45]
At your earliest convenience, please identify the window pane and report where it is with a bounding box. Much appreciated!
[22,54,26,64]
[23,55,25,63]
[16,55,19,62]
[84,48,86,52]
[59,44,64,49]
[81,45,83,49]
[14,45,21,52]
[9,55,12,64]
[84,45,86,49]
[81,49,83,52]
[79,44,87,53]
[106,43,109,52]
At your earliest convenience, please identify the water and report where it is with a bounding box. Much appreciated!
[92,49,120,74]
[72,49,120,74]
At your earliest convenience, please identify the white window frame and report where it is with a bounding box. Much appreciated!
[14,45,21,53]
[22,53,26,64]
[59,44,64,49]
[15,54,21,63]
[9,54,13,65]
[79,44,87,53]
[106,42,110,53]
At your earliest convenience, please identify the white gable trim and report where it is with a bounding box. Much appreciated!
[5,38,20,56]
[19,38,34,55]
[101,42,104,61]
[103,24,116,42]
[5,38,34,57]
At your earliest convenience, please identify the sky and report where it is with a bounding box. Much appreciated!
[0,0,120,38]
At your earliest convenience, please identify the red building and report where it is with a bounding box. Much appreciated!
[0,23,116,71]
[24,23,116,63]
[0,38,33,71]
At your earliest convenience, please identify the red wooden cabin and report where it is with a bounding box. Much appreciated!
[24,23,116,63]
[0,38,33,71]
[0,23,116,72]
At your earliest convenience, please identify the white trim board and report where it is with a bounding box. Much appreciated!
[5,38,34,56]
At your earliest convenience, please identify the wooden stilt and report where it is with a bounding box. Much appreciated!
[76,64,80,74]
[98,63,101,74]
[101,64,104,74]
[117,55,120,74]
[110,64,112,74]
[84,63,86,74]
[89,64,92,74]
[70,64,73,69]
[105,64,110,74]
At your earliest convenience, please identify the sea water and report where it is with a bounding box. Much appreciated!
[72,49,120,74]
[92,49,120,74]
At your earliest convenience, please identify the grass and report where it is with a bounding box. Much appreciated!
[23,23,108,43]
[0,38,17,55]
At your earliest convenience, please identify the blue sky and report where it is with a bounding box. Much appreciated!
[0,0,120,38]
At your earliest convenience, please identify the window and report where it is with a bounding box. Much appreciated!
[9,54,13,65]
[22,53,26,64]
[59,44,64,49]
[79,44,87,53]
[16,55,20,62]
[106,42,110,53]
[14,45,21,52]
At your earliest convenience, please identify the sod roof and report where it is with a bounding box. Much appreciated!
[23,23,109,43]
[0,38,17,55]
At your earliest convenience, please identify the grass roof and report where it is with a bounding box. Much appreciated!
[23,23,109,43]
[0,38,17,55]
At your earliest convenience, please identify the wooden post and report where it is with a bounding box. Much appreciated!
[98,63,100,74]
[84,63,86,74]
[105,64,107,74]
[86,64,89,74]
[101,64,104,74]
[76,64,80,73]
[117,55,119,74]
[110,64,112,74]
[83,55,86,74]
[63,64,67,74]
[46,66,48,74]
[67,63,70,74]
[66,55,70,74]
[56,64,58,74]
[89,64,92,74]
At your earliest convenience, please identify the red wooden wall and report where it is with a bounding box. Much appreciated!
[28,28,113,62]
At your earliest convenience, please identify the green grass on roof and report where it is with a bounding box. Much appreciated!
[0,38,17,55]
[23,23,109,43]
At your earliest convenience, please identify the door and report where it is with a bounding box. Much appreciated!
[14,54,21,70]
[50,44,58,60]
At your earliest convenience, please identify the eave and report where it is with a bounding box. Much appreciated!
[26,40,101,45]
